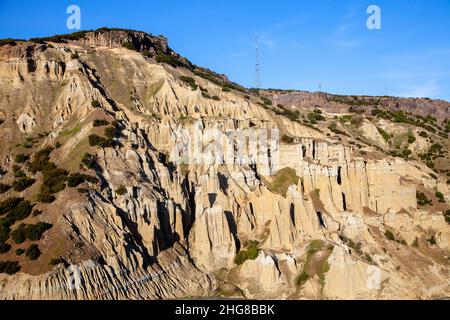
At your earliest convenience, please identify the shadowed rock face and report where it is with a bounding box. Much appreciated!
[0,30,449,300]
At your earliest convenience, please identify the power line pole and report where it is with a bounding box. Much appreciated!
[254,33,261,89]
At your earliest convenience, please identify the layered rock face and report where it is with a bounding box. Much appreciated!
[0,30,449,300]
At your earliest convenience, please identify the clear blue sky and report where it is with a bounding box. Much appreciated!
[1,0,450,101]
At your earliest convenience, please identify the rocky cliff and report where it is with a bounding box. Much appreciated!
[0,29,449,300]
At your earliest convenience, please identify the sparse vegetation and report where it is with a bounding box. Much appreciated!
[179,76,198,91]
[377,127,391,142]
[307,109,325,124]
[121,41,135,50]
[266,167,299,197]
[234,241,260,265]
[296,240,331,287]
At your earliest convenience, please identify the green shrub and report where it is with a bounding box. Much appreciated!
[0,242,11,254]
[427,235,437,246]
[260,97,272,106]
[435,191,445,203]
[444,210,450,224]
[24,222,52,241]
[32,210,43,217]
[104,126,117,139]
[91,100,101,108]
[49,257,64,266]
[377,127,391,142]
[295,271,309,286]
[234,243,260,265]
[5,200,32,224]
[155,53,184,68]
[0,197,22,216]
[28,147,55,174]
[0,261,20,275]
[15,154,29,163]
[402,149,412,157]
[93,119,109,127]
[12,177,35,191]
[37,192,56,204]
[115,185,127,196]
[179,76,198,91]
[67,173,86,188]
[307,111,325,124]
[77,188,89,194]
[88,134,113,147]
[407,134,416,144]
[41,167,68,194]
[426,160,435,169]
[281,135,295,144]
[13,165,26,178]
[0,183,11,194]
[11,224,26,244]
[70,53,79,59]
[15,248,25,256]
[122,41,135,50]
[25,244,41,260]
[384,230,395,241]
[81,153,97,170]
[417,191,433,206]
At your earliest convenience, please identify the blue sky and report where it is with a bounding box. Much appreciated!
[1,0,450,101]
